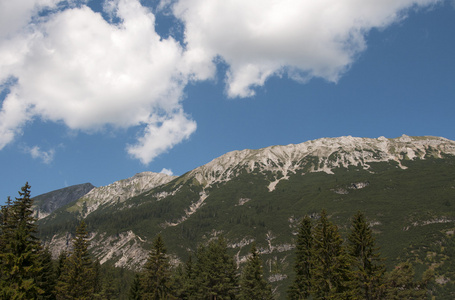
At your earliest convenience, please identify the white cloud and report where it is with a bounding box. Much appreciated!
[174,0,441,98]
[24,145,55,164]
[0,0,198,164]
[0,0,60,39]
[0,0,442,164]
[160,168,174,176]
[126,110,196,164]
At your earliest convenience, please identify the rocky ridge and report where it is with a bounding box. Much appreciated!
[187,135,455,192]
[71,172,177,217]
[33,183,95,219]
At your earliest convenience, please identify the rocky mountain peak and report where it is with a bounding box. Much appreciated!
[188,135,455,191]
[32,183,95,219]
[44,172,177,218]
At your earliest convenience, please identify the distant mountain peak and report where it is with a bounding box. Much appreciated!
[32,183,95,219]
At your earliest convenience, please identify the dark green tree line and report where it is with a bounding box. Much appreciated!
[288,210,434,300]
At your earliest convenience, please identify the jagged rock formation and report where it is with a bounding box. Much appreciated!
[32,183,95,219]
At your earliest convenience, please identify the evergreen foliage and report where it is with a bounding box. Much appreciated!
[0,182,44,299]
[55,220,96,299]
[129,274,143,300]
[287,215,313,299]
[385,262,433,299]
[347,211,386,300]
[141,234,174,299]
[239,242,273,300]
[193,237,239,299]
[310,210,354,299]
[172,255,197,299]
[36,247,57,299]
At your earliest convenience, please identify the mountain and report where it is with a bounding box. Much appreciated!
[36,135,455,298]
[32,183,95,219]
[66,171,177,218]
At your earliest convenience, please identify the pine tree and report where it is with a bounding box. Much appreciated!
[55,220,95,299]
[141,234,174,299]
[129,273,143,300]
[287,215,313,300]
[386,262,433,300]
[36,247,57,300]
[347,211,386,300]
[311,210,354,299]
[0,196,13,298]
[172,254,198,299]
[55,250,68,281]
[0,183,44,299]
[194,237,239,299]
[239,242,273,300]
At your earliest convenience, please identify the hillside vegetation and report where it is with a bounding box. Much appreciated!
[29,136,455,298]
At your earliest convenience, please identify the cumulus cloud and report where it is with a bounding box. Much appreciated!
[174,0,441,97]
[126,110,197,164]
[160,168,174,176]
[24,145,55,164]
[0,0,198,164]
[0,0,442,164]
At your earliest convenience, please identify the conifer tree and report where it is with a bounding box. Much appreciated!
[36,247,57,300]
[172,254,198,299]
[239,242,273,300]
[55,250,68,281]
[129,273,143,300]
[141,234,174,299]
[194,237,238,299]
[287,215,313,300]
[386,262,433,300]
[347,211,386,300]
[0,183,44,299]
[55,220,95,299]
[311,210,354,299]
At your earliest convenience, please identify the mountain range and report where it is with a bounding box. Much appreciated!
[34,135,455,297]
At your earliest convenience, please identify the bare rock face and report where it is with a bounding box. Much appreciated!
[69,172,177,218]
[32,183,95,219]
[187,135,455,192]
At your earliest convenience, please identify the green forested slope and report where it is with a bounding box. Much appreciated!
[37,155,455,298]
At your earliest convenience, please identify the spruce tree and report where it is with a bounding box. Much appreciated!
[194,237,238,299]
[311,210,354,299]
[0,183,44,299]
[287,215,313,300]
[172,254,198,299]
[55,220,95,299]
[55,250,68,281]
[239,243,273,300]
[141,234,174,299]
[36,247,57,300]
[347,211,386,300]
[129,273,143,300]
[386,262,433,300]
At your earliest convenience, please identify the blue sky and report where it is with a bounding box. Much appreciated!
[1,0,454,202]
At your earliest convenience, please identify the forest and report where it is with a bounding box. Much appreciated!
[0,183,438,299]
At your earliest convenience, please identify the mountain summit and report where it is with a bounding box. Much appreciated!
[187,135,455,191]
[35,135,455,297]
